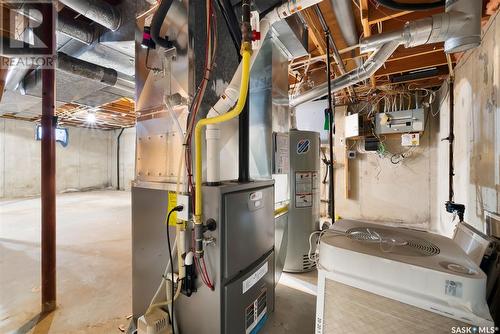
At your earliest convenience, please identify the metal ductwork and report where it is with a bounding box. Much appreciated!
[360,0,481,54]
[290,41,399,107]
[10,3,101,44]
[57,15,98,45]
[22,52,134,96]
[330,0,358,47]
[59,0,121,31]
[57,52,116,86]
[291,0,482,107]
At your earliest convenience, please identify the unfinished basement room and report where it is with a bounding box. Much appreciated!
[0,0,499,333]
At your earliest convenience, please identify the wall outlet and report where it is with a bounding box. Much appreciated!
[177,194,190,221]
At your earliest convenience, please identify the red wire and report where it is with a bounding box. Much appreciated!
[201,257,214,288]
[184,0,215,212]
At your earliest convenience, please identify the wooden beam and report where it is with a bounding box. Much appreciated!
[359,0,377,87]
[302,8,325,55]
[387,44,444,62]
[377,8,443,32]
[368,7,412,25]
[359,0,371,37]
[375,52,448,77]
[486,0,500,15]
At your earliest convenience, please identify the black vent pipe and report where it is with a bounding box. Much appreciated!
[238,0,252,183]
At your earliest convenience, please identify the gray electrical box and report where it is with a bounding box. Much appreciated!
[375,108,425,135]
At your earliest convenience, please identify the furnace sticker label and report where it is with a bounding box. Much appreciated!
[243,262,268,294]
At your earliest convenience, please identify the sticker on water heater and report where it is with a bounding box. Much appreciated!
[295,172,313,208]
[297,139,311,154]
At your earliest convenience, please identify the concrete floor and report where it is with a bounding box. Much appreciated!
[0,190,317,334]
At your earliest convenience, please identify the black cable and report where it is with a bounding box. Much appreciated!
[215,0,241,58]
[325,31,335,221]
[374,0,444,11]
[151,0,175,49]
[166,205,183,334]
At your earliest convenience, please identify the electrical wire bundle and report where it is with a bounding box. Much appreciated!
[184,0,217,210]
[183,0,217,291]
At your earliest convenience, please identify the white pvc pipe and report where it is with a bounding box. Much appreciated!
[206,124,221,183]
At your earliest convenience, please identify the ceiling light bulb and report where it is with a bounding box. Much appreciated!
[86,112,96,124]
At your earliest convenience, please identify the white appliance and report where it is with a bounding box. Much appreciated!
[315,220,494,334]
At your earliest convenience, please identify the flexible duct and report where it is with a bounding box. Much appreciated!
[11,5,99,45]
[57,15,97,45]
[59,0,121,31]
[22,52,134,95]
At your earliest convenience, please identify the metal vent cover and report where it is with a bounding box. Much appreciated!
[302,254,315,271]
[346,227,441,257]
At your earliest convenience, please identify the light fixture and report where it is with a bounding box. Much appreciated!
[86,111,96,124]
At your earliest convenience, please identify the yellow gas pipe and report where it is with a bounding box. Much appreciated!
[193,43,252,256]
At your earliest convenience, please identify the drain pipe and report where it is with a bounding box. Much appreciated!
[291,0,481,107]
[59,0,121,31]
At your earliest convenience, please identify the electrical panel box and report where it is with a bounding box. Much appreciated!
[375,109,425,135]
[345,113,371,138]
[345,113,360,138]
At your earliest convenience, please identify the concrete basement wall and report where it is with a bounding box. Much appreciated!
[110,127,136,191]
[0,118,136,198]
[296,12,499,235]
[332,107,438,229]
[295,100,438,229]
[434,11,500,236]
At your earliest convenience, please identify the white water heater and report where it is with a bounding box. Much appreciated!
[283,130,320,272]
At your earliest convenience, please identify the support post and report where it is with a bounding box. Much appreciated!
[41,3,56,314]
